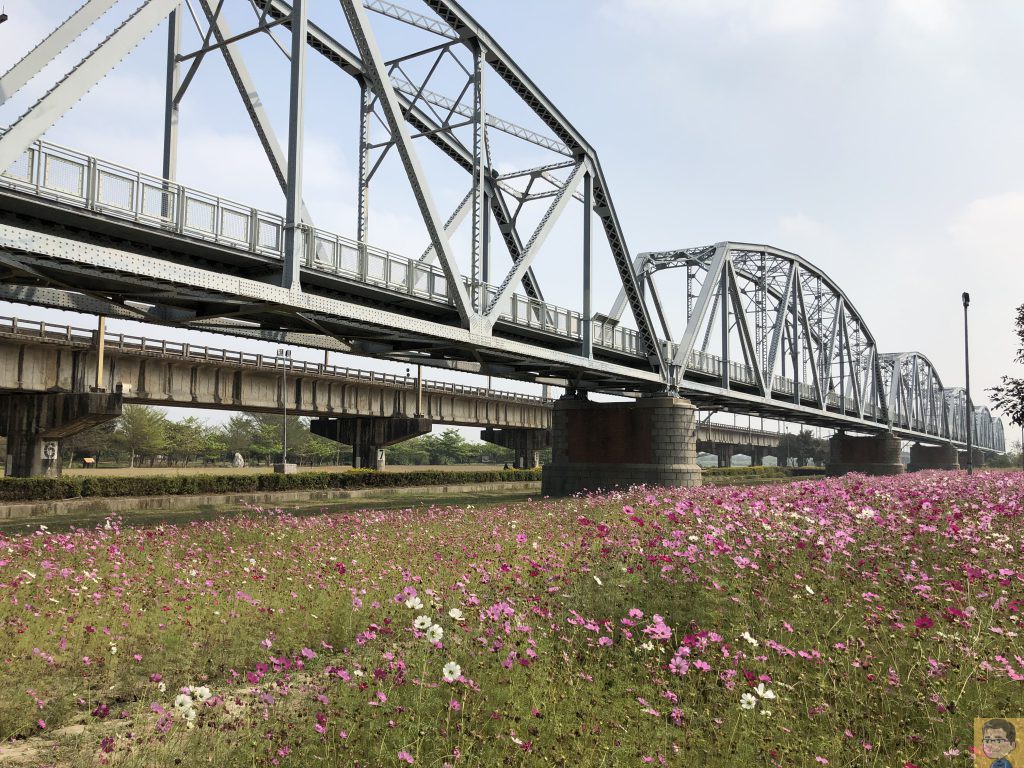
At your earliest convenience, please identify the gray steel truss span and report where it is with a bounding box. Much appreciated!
[0,0,1004,454]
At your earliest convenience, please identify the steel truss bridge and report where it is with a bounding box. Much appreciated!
[0,0,1004,454]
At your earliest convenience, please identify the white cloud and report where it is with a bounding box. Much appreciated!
[885,0,962,36]
[612,0,844,36]
[948,192,1024,255]
[775,213,841,257]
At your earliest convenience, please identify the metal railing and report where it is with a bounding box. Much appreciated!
[0,315,551,406]
[0,135,641,355]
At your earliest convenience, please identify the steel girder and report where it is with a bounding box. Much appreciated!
[602,241,1004,451]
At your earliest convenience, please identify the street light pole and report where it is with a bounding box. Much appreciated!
[278,348,291,466]
[962,293,973,475]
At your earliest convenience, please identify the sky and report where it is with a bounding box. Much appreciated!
[0,0,1022,440]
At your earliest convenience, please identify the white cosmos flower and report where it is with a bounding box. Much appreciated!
[805,585,814,595]
[426,624,444,643]
[182,706,197,723]
[109,645,117,655]
[754,683,776,700]
[442,661,461,682]
[157,682,167,693]
[414,615,432,630]
[192,686,212,704]
[593,575,603,586]
[405,596,423,610]
[448,608,464,621]
[173,693,193,712]
[740,693,757,710]
[740,631,759,648]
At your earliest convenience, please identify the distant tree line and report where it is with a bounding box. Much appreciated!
[57,406,536,468]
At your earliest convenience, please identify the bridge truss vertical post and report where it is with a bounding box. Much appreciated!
[470,39,487,312]
[582,170,592,359]
[357,78,372,251]
[282,0,308,292]
[161,2,181,182]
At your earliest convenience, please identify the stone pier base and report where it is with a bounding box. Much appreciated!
[311,416,431,470]
[827,433,904,477]
[0,392,123,477]
[480,427,550,469]
[541,395,701,496]
[908,444,959,472]
[957,449,986,469]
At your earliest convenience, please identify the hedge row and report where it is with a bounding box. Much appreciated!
[0,468,543,502]
[701,465,827,479]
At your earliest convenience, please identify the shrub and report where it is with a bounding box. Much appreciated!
[0,469,542,502]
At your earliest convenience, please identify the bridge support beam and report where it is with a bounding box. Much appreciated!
[908,444,960,472]
[541,395,701,496]
[311,416,431,470]
[750,447,765,467]
[827,433,904,477]
[0,392,122,477]
[481,428,550,469]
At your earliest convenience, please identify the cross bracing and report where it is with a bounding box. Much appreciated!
[0,0,1005,453]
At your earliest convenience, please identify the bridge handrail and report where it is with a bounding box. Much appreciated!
[0,135,638,353]
[0,314,552,406]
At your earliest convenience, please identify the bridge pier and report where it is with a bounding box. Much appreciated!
[907,443,960,472]
[715,444,734,468]
[750,447,765,466]
[826,433,904,477]
[0,392,122,477]
[957,449,986,469]
[541,395,701,496]
[311,416,431,470]
[480,428,550,469]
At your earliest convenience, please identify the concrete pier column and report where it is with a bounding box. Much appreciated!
[749,447,765,467]
[311,416,431,470]
[541,394,701,496]
[0,392,122,477]
[826,433,904,477]
[480,428,550,469]
[957,449,986,469]
[908,443,960,472]
[715,444,734,468]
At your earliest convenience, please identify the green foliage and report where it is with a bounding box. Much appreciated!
[776,429,829,467]
[0,469,542,502]
[989,302,1024,430]
[116,405,168,467]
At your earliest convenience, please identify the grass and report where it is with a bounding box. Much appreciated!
[0,470,1021,766]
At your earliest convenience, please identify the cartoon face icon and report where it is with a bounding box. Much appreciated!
[982,719,1017,762]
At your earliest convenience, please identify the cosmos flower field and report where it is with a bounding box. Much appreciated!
[1,471,1023,766]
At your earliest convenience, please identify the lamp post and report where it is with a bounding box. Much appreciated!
[962,293,972,475]
[278,348,291,467]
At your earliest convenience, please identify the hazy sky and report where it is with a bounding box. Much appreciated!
[1,0,1022,434]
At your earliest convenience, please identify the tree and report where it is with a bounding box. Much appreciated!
[62,419,118,465]
[777,429,827,467]
[989,303,1024,436]
[165,417,209,466]
[116,405,167,468]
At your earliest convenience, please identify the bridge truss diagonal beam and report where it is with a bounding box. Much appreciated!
[338,0,474,326]
[0,0,181,174]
